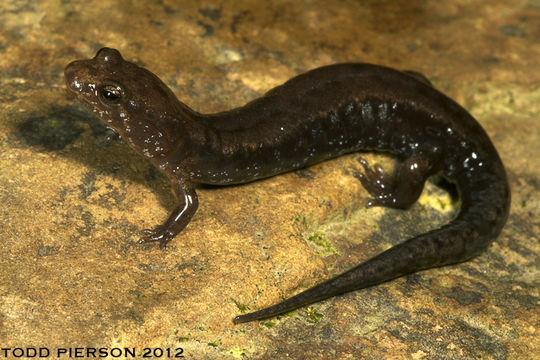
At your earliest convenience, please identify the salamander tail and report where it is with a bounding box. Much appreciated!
[233,219,488,324]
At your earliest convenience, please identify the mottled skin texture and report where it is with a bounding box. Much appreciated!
[64,48,510,324]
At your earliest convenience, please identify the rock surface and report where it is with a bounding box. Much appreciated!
[0,0,538,359]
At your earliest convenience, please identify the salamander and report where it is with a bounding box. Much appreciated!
[64,48,510,324]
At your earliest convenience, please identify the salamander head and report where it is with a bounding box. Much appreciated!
[64,47,186,159]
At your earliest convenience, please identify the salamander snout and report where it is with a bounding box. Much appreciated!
[64,60,83,93]
[64,48,124,95]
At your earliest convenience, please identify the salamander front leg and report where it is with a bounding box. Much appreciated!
[354,149,441,209]
[139,179,199,249]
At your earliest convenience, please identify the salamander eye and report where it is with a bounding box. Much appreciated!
[98,83,125,106]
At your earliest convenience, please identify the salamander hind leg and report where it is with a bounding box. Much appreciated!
[354,148,442,209]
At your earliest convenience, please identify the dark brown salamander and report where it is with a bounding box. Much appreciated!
[64,48,510,324]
